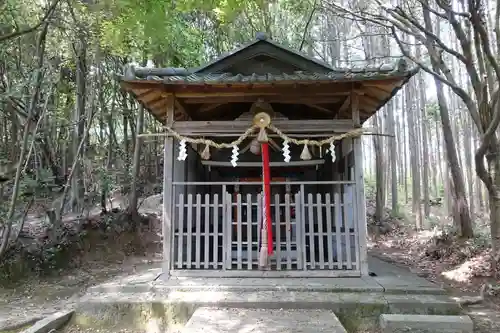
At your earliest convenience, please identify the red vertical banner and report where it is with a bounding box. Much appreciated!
[261,142,273,255]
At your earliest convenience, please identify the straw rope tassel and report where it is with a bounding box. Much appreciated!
[259,189,268,269]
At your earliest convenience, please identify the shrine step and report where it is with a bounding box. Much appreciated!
[180,307,348,333]
[74,290,461,332]
[379,314,473,333]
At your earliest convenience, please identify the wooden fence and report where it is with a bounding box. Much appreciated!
[171,181,360,277]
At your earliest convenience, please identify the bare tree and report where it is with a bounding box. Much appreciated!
[327,0,500,263]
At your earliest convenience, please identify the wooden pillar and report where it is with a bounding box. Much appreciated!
[351,92,369,276]
[162,96,175,275]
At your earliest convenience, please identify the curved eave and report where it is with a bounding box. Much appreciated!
[119,68,418,124]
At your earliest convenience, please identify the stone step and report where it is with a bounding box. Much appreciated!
[88,276,446,295]
[380,314,473,333]
[78,290,461,317]
[181,307,347,333]
[75,292,462,332]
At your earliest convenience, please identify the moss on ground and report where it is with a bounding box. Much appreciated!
[334,302,388,332]
[72,302,197,332]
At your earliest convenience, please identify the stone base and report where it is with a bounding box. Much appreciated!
[74,289,461,333]
[380,314,473,333]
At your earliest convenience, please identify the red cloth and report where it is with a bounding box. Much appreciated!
[261,142,273,255]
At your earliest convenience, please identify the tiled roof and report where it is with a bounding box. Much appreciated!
[121,58,414,85]
[192,32,334,73]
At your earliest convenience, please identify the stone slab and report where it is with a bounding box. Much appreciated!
[79,289,459,315]
[20,311,73,333]
[380,314,473,333]
[88,277,384,294]
[384,294,461,315]
[79,290,388,310]
[374,276,445,295]
[181,307,347,333]
[88,275,445,296]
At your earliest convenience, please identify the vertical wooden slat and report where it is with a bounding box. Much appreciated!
[186,194,193,269]
[213,193,219,269]
[285,193,292,270]
[204,193,210,269]
[334,192,343,269]
[246,194,252,269]
[343,188,353,270]
[347,185,359,269]
[225,192,232,269]
[295,193,303,270]
[300,186,307,271]
[325,193,334,270]
[237,193,242,269]
[316,193,325,269]
[177,193,184,269]
[307,193,315,270]
[257,193,262,257]
[222,185,227,270]
[274,194,281,270]
[171,185,176,267]
[195,194,202,268]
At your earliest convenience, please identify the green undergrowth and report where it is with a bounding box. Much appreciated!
[335,303,386,333]
[70,302,197,332]
[0,235,85,287]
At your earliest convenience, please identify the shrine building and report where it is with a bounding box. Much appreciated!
[120,33,417,278]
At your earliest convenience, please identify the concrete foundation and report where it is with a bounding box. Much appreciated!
[67,257,467,333]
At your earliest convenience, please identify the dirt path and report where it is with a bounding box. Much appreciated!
[369,246,500,333]
[0,257,161,331]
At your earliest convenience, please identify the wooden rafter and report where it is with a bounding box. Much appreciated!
[361,82,397,94]
[198,103,224,113]
[174,98,191,120]
[122,76,407,124]
[306,104,334,114]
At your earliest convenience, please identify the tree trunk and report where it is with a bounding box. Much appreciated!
[388,99,398,214]
[417,46,430,218]
[405,79,423,229]
[373,113,384,222]
[421,5,473,238]
[127,104,145,217]
[70,38,86,213]
[402,90,409,203]
[486,147,500,274]
[433,75,473,237]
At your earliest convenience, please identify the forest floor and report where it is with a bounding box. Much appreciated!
[0,243,162,331]
[368,201,500,333]
[0,194,164,331]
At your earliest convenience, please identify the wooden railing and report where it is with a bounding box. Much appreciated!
[170,181,360,277]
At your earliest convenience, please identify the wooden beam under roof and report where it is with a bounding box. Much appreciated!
[122,81,365,96]
[201,160,325,167]
[184,95,343,105]
[170,119,355,135]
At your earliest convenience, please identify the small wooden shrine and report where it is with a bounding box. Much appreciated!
[120,33,417,277]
